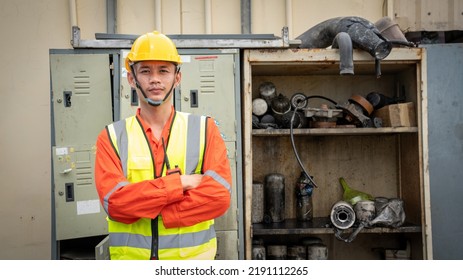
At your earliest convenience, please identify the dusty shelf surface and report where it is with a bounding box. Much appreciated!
[252,127,419,136]
[252,217,421,235]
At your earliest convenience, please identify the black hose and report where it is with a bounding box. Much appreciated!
[290,95,339,188]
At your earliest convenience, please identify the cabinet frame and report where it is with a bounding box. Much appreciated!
[242,48,432,260]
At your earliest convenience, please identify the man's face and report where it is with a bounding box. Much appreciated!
[128,60,181,103]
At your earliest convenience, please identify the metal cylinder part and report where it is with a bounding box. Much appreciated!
[252,183,264,223]
[267,245,287,260]
[252,98,268,116]
[354,200,376,223]
[264,173,285,223]
[307,243,328,260]
[259,81,277,105]
[252,245,266,260]
[270,94,291,115]
[287,246,307,260]
[330,200,356,229]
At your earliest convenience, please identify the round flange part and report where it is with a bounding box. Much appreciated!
[349,94,374,115]
[290,92,308,110]
[330,201,356,229]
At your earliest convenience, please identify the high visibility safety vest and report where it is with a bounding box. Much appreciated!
[105,112,217,260]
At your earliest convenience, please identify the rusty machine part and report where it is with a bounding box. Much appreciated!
[304,104,343,128]
[331,200,364,243]
[307,243,328,260]
[336,94,382,127]
[252,245,266,260]
[270,93,291,115]
[287,246,307,260]
[350,94,374,115]
[366,91,396,110]
[267,245,287,260]
[252,238,266,260]
[252,97,268,116]
[251,183,264,224]
[259,81,277,105]
[335,200,375,243]
[263,173,285,223]
[354,200,376,224]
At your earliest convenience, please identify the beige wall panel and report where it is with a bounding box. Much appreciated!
[251,0,287,36]
[393,0,463,31]
[180,0,205,33]
[210,0,241,34]
[252,0,385,39]
[0,0,71,259]
[117,0,156,34]
[160,0,182,34]
[76,0,107,39]
[291,0,385,38]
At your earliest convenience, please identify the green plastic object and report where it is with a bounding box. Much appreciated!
[339,177,374,205]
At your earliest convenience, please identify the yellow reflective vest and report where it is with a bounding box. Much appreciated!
[105,112,216,260]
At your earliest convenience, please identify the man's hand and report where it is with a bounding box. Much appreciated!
[180,174,203,191]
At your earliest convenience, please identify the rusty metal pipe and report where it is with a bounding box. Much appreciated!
[296,16,392,60]
[332,32,354,75]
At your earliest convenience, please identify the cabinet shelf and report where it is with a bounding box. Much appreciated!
[252,218,421,235]
[252,127,418,136]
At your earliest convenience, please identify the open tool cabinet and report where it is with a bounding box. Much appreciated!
[242,47,432,260]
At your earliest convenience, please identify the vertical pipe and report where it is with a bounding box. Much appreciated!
[383,0,395,19]
[285,0,292,38]
[106,0,117,33]
[205,0,212,34]
[241,0,251,34]
[69,0,78,27]
[180,0,183,34]
[155,0,162,31]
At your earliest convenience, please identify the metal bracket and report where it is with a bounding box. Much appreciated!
[71,25,301,49]
[71,26,133,49]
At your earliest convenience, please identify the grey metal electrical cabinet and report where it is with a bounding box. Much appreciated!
[50,51,113,243]
[174,49,243,260]
[118,49,139,120]
[51,48,243,260]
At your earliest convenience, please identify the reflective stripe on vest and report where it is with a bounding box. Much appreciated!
[105,112,216,260]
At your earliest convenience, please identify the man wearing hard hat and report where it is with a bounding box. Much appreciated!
[94,31,232,260]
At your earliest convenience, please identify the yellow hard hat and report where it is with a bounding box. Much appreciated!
[125,31,182,72]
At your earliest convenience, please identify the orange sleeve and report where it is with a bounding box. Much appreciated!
[94,128,184,224]
[160,117,232,228]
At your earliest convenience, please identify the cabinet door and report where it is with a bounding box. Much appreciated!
[119,50,139,120]
[175,50,242,259]
[425,44,463,260]
[176,52,237,142]
[50,53,112,240]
